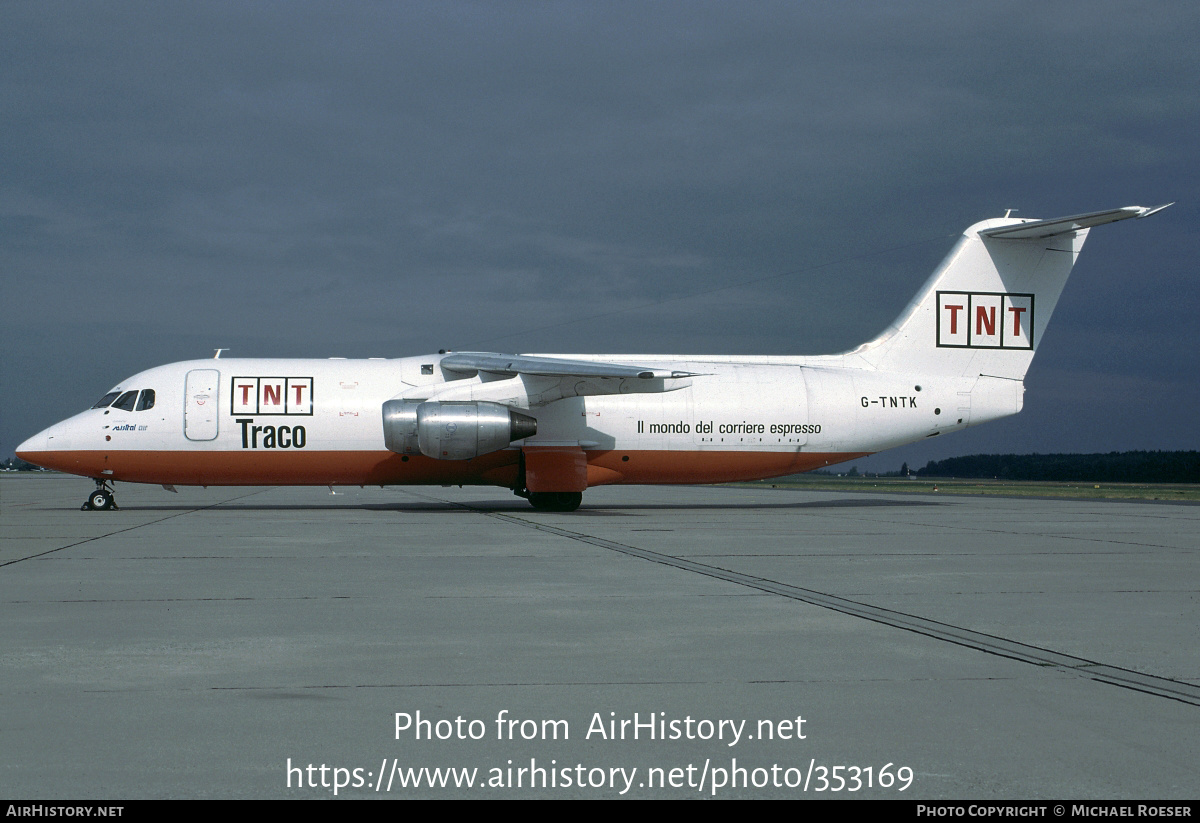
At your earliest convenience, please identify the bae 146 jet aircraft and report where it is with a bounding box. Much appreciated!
[17,205,1170,512]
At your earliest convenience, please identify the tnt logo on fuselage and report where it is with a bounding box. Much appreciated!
[230,377,314,415]
[936,291,1034,350]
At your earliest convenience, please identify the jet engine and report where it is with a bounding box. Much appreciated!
[382,399,537,460]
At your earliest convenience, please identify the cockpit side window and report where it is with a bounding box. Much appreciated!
[111,391,139,412]
[135,389,156,411]
[92,391,122,409]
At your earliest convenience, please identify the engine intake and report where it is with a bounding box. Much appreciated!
[382,400,536,460]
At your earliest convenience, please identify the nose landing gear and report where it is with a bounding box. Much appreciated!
[83,481,119,511]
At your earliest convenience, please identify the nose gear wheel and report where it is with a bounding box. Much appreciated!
[83,481,118,511]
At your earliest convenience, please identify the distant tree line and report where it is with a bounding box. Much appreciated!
[915,451,1200,483]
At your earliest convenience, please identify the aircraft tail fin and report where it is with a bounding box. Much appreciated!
[850,204,1171,380]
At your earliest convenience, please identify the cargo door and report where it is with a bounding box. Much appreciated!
[184,369,220,441]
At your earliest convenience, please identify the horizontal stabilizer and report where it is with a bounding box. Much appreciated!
[980,204,1173,240]
[441,352,695,380]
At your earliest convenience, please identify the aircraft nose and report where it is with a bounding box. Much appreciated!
[15,416,92,476]
[15,430,50,460]
[16,421,74,470]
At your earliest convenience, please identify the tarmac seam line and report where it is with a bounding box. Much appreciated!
[0,489,272,568]
[424,493,1200,708]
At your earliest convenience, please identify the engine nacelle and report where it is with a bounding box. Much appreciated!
[382,400,536,460]
[382,399,422,455]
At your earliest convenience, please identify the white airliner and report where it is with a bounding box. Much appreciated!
[17,205,1169,512]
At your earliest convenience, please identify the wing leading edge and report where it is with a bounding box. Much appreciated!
[440,351,696,380]
[399,352,697,409]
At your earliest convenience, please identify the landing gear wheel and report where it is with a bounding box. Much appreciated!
[527,491,583,512]
[83,488,116,511]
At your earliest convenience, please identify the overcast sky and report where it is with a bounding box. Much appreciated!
[3,2,1197,472]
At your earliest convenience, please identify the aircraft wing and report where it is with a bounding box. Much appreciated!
[980,204,1173,239]
[420,352,697,408]
[440,352,696,380]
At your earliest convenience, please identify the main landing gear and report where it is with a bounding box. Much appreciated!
[83,481,119,511]
[512,453,583,512]
[524,491,583,512]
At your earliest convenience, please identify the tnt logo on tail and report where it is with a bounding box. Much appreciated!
[937,291,1034,349]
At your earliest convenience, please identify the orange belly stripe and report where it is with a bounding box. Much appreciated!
[18,448,870,488]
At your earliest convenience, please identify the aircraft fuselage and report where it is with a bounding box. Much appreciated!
[18,355,1012,488]
[16,205,1167,510]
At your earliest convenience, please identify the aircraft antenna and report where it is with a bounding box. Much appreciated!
[213,348,229,359]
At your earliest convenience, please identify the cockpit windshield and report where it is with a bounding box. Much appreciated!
[92,388,157,412]
[92,391,121,409]
[111,391,139,412]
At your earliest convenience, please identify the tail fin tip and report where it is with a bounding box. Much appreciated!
[853,203,1169,380]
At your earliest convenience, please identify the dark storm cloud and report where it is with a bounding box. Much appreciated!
[3,1,1197,465]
